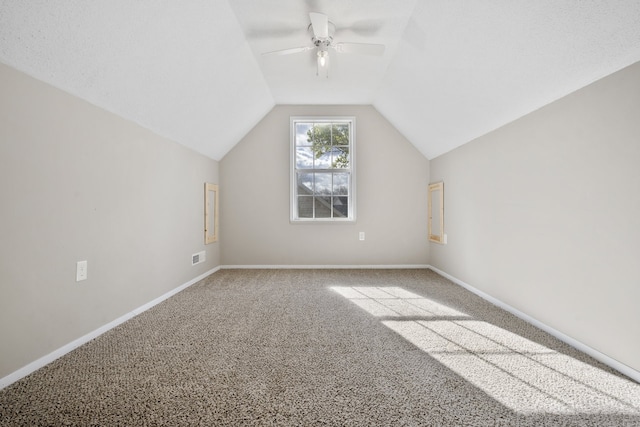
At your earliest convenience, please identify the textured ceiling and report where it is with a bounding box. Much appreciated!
[1,1,640,160]
[375,0,640,158]
[0,0,274,160]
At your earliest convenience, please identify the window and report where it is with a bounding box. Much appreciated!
[290,117,356,222]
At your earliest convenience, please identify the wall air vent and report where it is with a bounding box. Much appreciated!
[192,251,206,266]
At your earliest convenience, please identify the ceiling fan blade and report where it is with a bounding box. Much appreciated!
[262,46,313,56]
[247,26,303,39]
[335,42,385,56]
[335,19,384,37]
[309,12,329,39]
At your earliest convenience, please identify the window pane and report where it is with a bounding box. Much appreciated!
[296,123,313,146]
[311,124,331,144]
[314,148,332,169]
[332,146,349,168]
[333,173,349,195]
[310,124,332,169]
[298,196,313,218]
[332,123,349,145]
[296,147,314,169]
[297,173,314,194]
[314,173,331,195]
[333,196,348,217]
[314,196,332,218]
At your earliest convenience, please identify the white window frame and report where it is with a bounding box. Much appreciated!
[290,116,356,223]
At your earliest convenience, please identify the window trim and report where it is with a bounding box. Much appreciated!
[290,116,356,223]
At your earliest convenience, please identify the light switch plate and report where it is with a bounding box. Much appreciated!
[76,260,87,281]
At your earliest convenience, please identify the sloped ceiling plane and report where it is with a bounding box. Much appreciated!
[1,0,639,160]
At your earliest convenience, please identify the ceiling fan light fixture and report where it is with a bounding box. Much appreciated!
[316,49,329,78]
[317,50,328,67]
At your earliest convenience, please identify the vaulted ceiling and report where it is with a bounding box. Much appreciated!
[1,1,639,160]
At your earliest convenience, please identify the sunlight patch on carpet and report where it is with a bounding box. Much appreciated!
[330,286,640,415]
[330,286,468,318]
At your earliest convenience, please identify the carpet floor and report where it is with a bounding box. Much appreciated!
[1,269,639,426]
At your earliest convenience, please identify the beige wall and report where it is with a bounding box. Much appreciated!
[220,105,430,266]
[0,63,220,378]
[430,61,640,373]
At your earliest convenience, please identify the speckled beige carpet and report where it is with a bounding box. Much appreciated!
[1,269,639,426]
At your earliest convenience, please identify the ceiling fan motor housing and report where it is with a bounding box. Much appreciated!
[308,21,336,46]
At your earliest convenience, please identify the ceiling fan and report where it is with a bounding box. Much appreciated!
[261,12,385,77]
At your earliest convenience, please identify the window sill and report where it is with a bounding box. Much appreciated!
[290,218,356,225]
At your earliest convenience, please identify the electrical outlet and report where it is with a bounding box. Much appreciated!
[76,260,87,282]
[359,232,365,241]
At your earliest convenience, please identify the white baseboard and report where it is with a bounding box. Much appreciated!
[221,264,431,269]
[428,265,640,384]
[0,266,220,390]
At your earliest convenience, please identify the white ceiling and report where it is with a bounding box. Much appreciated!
[1,1,639,160]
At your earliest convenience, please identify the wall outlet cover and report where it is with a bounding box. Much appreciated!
[76,260,87,282]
